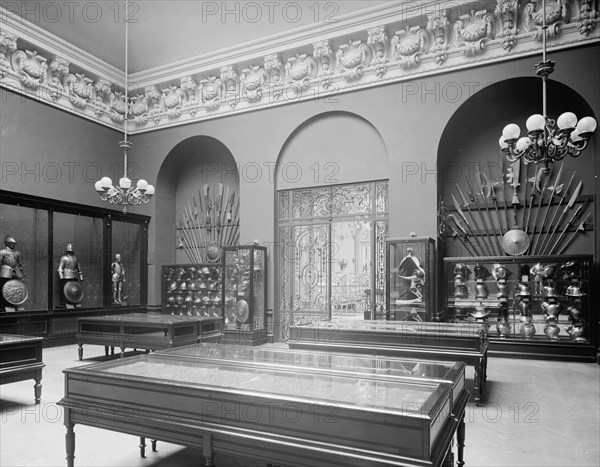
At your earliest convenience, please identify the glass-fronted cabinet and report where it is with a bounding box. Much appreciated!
[0,190,149,344]
[223,245,267,346]
[161,264,223,318]
[442,255,596,361]
[386,237,436,321]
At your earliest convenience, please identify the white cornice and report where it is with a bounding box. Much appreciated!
[1,0,599,134]
[131,0,478,87]
[0,6,124,85]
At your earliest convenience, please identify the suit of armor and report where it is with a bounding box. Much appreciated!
[111,254,125,303]
[57,244,83,281]
[0,236,24,279]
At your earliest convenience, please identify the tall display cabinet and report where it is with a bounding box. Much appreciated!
[222,245,267,346]
[385,237,436,322]
[0,190,150,345]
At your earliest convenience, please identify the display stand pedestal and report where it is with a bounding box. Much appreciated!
[223,329,267,346]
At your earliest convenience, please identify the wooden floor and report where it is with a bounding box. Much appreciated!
[1,343,599,467]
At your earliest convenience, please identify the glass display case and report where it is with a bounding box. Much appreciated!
[442,255,596,361]
[60,350,459,467]
[386,236,436,321]
[0,190,149,344]
[223,245,267,345]
[157,343,468,415]
[161,264,223,318]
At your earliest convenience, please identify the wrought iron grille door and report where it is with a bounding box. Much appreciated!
[277,181,388,338]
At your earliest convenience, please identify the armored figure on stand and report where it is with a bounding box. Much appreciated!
[0,235,27,311]
[111,253,125,304]
[474,264,490,299]
[541,286,562,341]
[453,263,470,299]
[515,283,536,339]
[57,243,84,308]
[492,264,511,300]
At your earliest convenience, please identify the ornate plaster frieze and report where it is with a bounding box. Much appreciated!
[1,1,599,134]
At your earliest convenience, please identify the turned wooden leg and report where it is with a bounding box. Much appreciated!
[457,416,466,467]
[78,344,83,361]
[104,346,109,356]
[151,440,157,452]
[120,347,125,358]
[203,434,214,466]
[34,371,42,404]
[110,346,115,355]
[139,437,146,458]
[64,409,75,467]
[474,364,481,405]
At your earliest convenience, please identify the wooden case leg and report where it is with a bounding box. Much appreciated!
[34,371,42,404]
[139,437,146,458]
[64,409,75,467]
[457,415,466,467]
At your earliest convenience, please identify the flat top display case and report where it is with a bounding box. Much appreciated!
[157,343,467,414]
[223,245,266,331]
[386,236,436,321]
[59,350,458,467]
[161,264,223,319]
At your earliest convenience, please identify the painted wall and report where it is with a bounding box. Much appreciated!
[2,44,598,322]
[0,92,129,207]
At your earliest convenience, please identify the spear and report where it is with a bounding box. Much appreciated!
[531,162,563,255]
[457,184,494,256]
[468,174,499,256]
[537,171,574,256]
[523,164,536,237]
[445,215,476,257]
[542,179,582,255]
[529,168,552,255]
[498,153,511,234]
[548,204,583,255]
[452,193,486,256]
[557,211,592,255]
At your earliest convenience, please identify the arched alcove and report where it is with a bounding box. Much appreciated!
[153,136,238,300]
[275,111,389,189]
[437,77,596,258]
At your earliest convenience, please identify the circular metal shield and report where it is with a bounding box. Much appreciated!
[2,279,28,305]
[64,280,84,303]
[501,230,530,256]
[235,299,250,324]
[206,244,221,263]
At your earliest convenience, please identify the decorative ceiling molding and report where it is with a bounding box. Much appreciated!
[1,0,598,134]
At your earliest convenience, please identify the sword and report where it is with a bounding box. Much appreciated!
[475,164,502,255]
[557,211,592,255]
[457,184,494,256]
[548,204,583,255]
[447,214,478,257]
[452,193,486,256]
[542,179,582,255]
[531,162,563,255]
[538,171,574,256]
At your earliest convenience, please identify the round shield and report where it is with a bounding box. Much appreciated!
[63,280,84,303]
[235,299,250,324]
[502,230,530,256]
[2,279,28,305]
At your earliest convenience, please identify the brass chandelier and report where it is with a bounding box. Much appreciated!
[498,0,596,170]
[94,0,154,213]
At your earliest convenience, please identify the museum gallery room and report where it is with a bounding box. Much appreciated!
[0,0,599,466]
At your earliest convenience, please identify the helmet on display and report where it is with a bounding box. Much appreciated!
[4,235,16,247]
[65,243,74,253]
